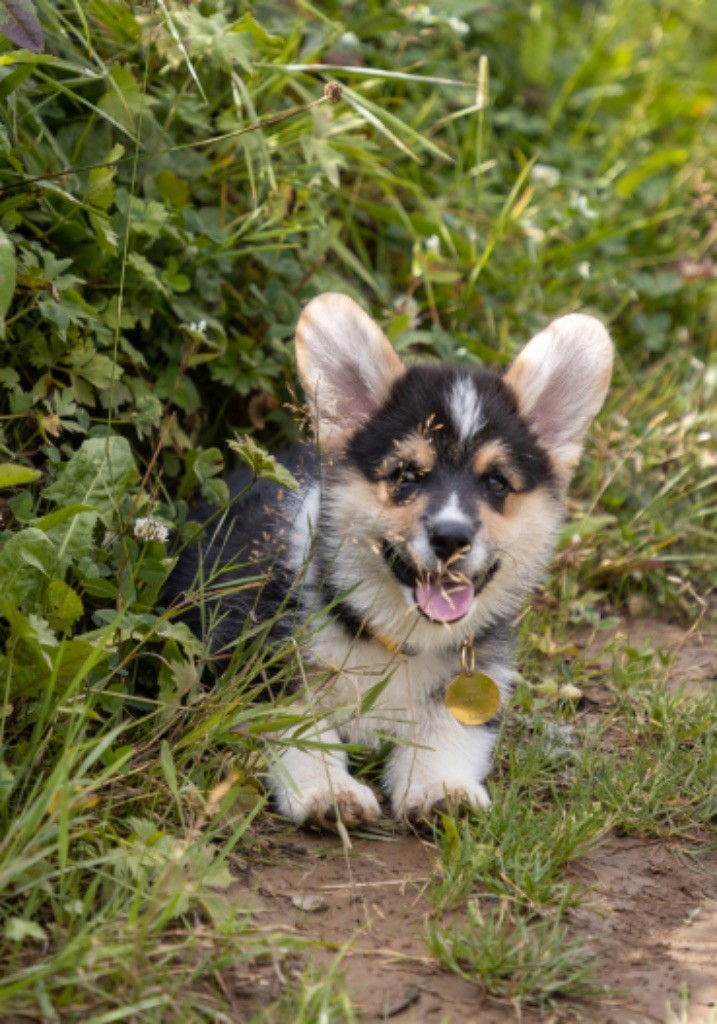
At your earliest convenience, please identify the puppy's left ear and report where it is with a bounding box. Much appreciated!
[505,314,614,481]
[295,293,405,451]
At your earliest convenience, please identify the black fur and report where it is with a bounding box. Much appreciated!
[167,446,314,655]
[349,366,554,490]
[168,363,554,657]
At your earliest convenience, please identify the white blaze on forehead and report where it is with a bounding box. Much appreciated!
[432,492,471,526]
[449,375,484,443]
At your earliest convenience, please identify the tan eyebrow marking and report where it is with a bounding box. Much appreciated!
[472,440,523,489]
[377,431,437,477]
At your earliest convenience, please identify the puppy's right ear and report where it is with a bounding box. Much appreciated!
[295,293,405,451]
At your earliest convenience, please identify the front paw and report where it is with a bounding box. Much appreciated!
[275,776,382,830]
[395,780,491,824]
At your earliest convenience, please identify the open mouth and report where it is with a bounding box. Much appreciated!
[381,542,499,624]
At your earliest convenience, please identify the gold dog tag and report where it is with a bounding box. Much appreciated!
[445,643,501,725]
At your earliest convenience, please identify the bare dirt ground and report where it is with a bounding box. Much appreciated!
[232,617,717,1023]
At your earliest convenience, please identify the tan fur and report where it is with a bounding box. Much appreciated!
[331,465,430,554]
[471,440,524,490]
[185,294,614,830]
[378,432,437,479]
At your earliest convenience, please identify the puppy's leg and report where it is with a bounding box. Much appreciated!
[268,725,381,829]
[385,709,498,822]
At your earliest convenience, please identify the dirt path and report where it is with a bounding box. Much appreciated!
[572,839,717,1024]
[233,830,716,1023]
[231,616,717,1022]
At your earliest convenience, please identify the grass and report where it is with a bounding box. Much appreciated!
[1,0,716,1019]
[250,961,359,1024]
[421,633,716,1009]
[425,896,606,1008]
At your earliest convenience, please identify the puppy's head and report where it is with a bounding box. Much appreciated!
[296,294,613,645]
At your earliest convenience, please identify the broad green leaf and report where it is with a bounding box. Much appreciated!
[0,529,59,609]
[98,64,153,131]
[0,228,16,331]
[200,476,229,506]
[88,210,119,255]
[0,463,39,488]
[45,579,84,632]
[228,436,299,490]
[5,917,47,943]
[0,366,20,389]
[80,577,118,600]
[0,0,44,52]
[0,602,55,680]
[32,503,94,531]
[154,619,203,655]
[70,349,119,390]
[191,447,224,484]
[0,601,56,646]
[51,638,108,683]
[43,437,137,523]
[136,556,174,587]
[47,511,99,565]
[8,490,34,523]
[4,632,111,696]
[85,143,125,210]
[0,61,34,102]
[233,11,282,48]
[155,169,190,208]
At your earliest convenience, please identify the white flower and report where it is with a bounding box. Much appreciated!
[407,5,433,25]
[523,220,546,243]
[338,31,360,49]
[571,193,598,220]
[530,164,561,187]
[188,320,207,335]
[425,234,440,255]
[448,17,470,35]
[134,517,170,543]
[577,261,591,280]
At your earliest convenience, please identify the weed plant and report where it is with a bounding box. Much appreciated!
[0,0,715,1018]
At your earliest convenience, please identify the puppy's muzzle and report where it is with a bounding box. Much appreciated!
[428,520,473,562]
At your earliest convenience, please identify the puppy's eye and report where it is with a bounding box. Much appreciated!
[387,463,420,489]
[484,473,509,495]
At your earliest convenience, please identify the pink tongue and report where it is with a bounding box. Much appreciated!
[415,578,474,623]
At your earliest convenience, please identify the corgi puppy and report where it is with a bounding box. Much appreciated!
[172,294,613,828]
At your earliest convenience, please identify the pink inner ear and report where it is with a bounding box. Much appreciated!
[504,315,613,462]
[529,361,584,447]
[296,293,407,442]
[334,362,378,428]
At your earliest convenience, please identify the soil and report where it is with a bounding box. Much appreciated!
[575,613,717,700]
[231,617,717,1023]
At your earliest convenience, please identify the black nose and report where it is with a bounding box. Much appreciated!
[429,521,473,561]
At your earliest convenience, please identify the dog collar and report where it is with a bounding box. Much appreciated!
[326,592,420,657]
